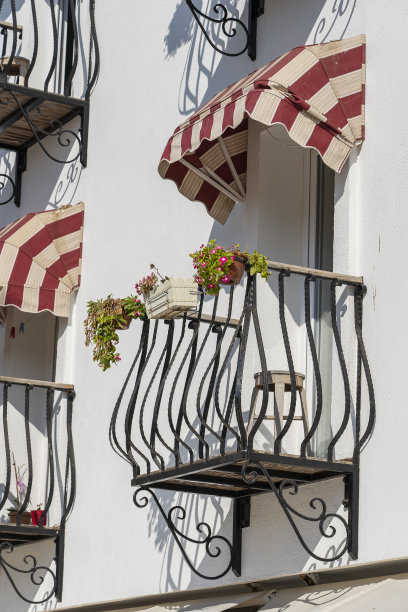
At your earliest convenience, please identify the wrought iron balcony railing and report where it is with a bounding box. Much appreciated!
[0,0,99,206]
[0,375,75,604]
[111,261,375,578]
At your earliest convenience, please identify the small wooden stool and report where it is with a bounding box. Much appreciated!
[0,56,30,83]
[248,370,311,454]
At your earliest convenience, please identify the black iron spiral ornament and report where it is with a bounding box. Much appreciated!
[0,173,16,205]
[186,0,250,57]
[0,542,57,604]
[134,487,233,579]
[241,462,350,562]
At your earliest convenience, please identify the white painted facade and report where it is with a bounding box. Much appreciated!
[0,0,406,610]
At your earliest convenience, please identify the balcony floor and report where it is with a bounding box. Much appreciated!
[0,81,87,152]
[0,522,59,546]
[132,450,354,498]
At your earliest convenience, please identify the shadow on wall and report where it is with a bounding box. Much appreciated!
[163,0,357,118]
[138,477,352,592]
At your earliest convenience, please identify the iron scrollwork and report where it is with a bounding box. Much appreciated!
[0,173,16,204]
[134,487,233,580]
[0,542,57,604]
[186,0,261,59]
[242,462,350,562]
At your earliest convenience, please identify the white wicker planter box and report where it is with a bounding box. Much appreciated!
[144,278,198,319]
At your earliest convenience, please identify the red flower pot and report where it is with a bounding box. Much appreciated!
[31,509,47,526]
[220,255,246,286]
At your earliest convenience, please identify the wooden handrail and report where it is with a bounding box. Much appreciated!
[266,260,363,285]
[0,376,74,391]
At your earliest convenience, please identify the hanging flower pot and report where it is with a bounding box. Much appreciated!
[189,240,270,296]
[8,510,31,525]
[220,254,246,286]
[31,509,47,526]
[143,278,198,319]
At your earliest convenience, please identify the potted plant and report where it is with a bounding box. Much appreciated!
[136,265,197,320]
[31,504,47,526]
[7,454,31,525]
[189,240,271,295]
[84,294,146,371]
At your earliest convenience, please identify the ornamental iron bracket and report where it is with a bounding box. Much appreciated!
[134,487,251,579]
[0,529,65,604]
[186,0,265,60]
[134,465,359,581]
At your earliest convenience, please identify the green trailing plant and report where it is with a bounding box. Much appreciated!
[84,294,146,371]
[189,239,270,295]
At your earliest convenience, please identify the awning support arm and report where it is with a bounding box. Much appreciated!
[217,136,246,199]
[180,158,244,203]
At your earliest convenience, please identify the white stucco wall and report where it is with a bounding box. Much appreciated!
[0,0,407,609]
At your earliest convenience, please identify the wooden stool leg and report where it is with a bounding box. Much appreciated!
[299,387,311,455]
[247,386,259,434]
[274,382,285,438]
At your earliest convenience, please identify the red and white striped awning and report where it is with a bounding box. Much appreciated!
[0,202,84,317]
[159,35,365,224]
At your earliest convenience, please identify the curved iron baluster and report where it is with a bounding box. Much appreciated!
[2,0,17,79]
[181,295,221,461]
[0,542,57,604]
[247,274,269,453]
[17,385,33,524]
[233,274,255,450]
[109,320,150,469]
[134,487,233,580]
[301,275,323,456]
[135,320,160,473]
[198,286,236,457]
[242,462,349,562]
[150,319,194,465]
[64,0,79,96]
[171,292,205,464]
[214,283,249,453]
[41,388,55,523]
[0,382,11,512]
[123,320,152,473]
[61,389,76,525]
[165,315,189,466]
[327,280,351,461]
[274,271,297,454]
[0,173,16,205]
[353,285,375,459]
[149,321,176,469]
[44,0,58,91]
[25,0,38,86]
[186,0,250,57]
[197,322,224,459]
[85,0,99,99]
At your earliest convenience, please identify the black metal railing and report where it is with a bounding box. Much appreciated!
[0,0,99,99]
[111,261,375,480]
[0,375,75,603]
[0,375,75,526]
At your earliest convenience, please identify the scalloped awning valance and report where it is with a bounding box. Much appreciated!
[159,35,365,224]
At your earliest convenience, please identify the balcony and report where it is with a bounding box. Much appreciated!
[0,375,75,604]
[111,261,375,577]
[0,1,99,206]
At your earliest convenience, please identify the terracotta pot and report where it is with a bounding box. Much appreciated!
[31,509,47,526]
[220,255,246,286]
[8,510,31,525]
[114,310,133,330]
